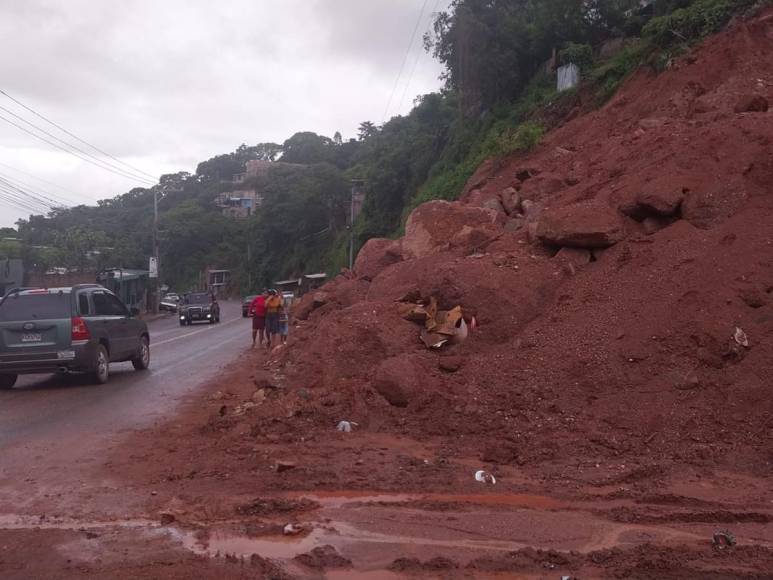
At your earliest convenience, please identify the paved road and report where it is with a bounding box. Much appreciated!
[0,301,250,509]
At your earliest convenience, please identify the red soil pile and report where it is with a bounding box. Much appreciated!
[260,9,773,481]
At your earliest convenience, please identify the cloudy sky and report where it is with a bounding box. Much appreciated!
[0,0,451,228]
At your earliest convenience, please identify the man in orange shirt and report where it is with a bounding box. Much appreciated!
[264,289,283,349]
[249,290,268,348]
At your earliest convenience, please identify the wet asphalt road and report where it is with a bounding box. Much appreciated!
[0,300,249,452]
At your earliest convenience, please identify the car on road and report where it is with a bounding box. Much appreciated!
[179,292,220,325]
[0,285,150,389]
[242,294,258,317]
[160,292,180,312]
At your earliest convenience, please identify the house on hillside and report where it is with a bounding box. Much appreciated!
[215,189,264,218]
[273,272,328,298]
[203,268,231,297]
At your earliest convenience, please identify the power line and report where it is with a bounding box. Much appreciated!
[0,195,42,215]
[0,88,158,181]
[0,183,53,214]
[0,176,62,212]
[0,112,156,186]
[0,104,156,186]
[0,161,84,200]
[0,188,47,213]
[398,0,443,112]
[381,0,430,123]
[0,173,74,208]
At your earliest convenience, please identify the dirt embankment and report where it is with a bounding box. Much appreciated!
[267,6,773,482]
[97,9,773,579]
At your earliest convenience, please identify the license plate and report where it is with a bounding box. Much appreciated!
[21,333,42,343]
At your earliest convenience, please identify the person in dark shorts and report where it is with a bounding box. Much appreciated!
[264,289,283,348]
[249,290,267,348]
[278,300,289,345]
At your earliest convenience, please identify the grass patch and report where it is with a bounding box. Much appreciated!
[643,0,761,46]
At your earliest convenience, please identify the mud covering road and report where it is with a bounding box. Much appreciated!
[2,340,772,579]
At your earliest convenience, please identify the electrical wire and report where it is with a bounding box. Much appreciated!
[0,88,158,181]
[0,171,78,207]
[397,0,443,112]
[381,0,430,123]
[0,112,156,186]
[0,104,156,185]
[0,161,84,200]
[0,184,52,214]
[0,176,63,212]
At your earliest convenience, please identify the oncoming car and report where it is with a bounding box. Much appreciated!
[179,292,220,325]
[0,285,150,388]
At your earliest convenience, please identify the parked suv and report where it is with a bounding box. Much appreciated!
[179,292,220,325]
[0,285,150,389]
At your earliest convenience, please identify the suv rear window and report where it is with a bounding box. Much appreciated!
[0,293,72,322]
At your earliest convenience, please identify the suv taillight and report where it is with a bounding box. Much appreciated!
[71,317,90,341]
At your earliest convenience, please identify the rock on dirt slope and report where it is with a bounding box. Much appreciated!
[271,8,773,483]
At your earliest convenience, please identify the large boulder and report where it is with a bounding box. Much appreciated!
[734,94,769,113]
[681,190,749,229]
[402,200,504,259]
[372,355,424,408]
[536,202,626,248]
[354,238,402,280]
[619,189,684,221]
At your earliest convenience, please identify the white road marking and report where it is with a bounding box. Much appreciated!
[152,317,242,347]
[150,332,246,377]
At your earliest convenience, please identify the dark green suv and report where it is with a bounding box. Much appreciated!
[0,285,150,389]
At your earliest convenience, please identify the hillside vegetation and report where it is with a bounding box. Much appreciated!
[10,0,766,293]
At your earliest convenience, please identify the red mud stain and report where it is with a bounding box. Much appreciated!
[326,572,405,580]
[425,493,565,510]
[285,491,565,510]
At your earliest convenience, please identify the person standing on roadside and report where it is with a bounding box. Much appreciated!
[278,297,290,345]
[249,290,268,348]
[264,289,283,349]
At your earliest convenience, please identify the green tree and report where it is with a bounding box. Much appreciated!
[280,132,335,165]
[357,121,379,141]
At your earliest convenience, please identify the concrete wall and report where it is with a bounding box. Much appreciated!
[557,64,580,92]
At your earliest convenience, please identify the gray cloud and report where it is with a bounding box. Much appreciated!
[0,0,450,227]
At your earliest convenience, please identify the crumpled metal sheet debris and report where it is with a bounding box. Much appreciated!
[400,296,470,349]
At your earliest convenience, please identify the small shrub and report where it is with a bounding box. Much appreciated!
[589,40,646,103]
[643,0,759,46]
[496,122,545,156]
[559,42,594,70]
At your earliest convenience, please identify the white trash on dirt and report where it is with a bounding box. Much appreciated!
[733,327,749,348]
[283,523,303,536]
[336,420,358,432]
[475,470,496,484]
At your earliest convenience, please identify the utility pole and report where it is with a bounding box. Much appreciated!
[150,188,160,313]
[348,179,364,270]
[348,182,355,270]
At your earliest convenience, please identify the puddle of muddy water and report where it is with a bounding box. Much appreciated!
[178,525,331,560]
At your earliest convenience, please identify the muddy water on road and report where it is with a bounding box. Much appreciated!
[171,490,742,576]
